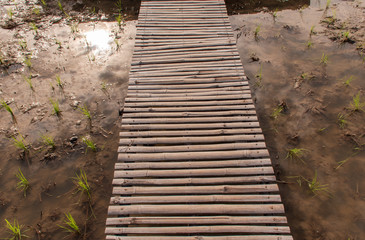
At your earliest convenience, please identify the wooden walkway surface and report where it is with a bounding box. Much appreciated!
[106,0,293,239]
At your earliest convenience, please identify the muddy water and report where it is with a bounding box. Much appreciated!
[231,0,365,239]
[0,17,136,239]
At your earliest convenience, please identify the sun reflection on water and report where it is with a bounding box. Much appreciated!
[84,29,112,54]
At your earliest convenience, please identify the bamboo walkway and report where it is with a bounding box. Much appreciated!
[105,0,293,239]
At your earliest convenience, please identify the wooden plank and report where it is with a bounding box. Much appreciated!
[126,90,250,98]
[123,100,252,108]
[108,203,284,215]
[109,194,282,204]
[118,142,266,153]
[125,94,251,102]
[117,150,269,162]
[122,105,255,114]
[128,78,245,86]
[106,215,287,225]
[114,167,273,178]
[105,225,291,234]
[106,236,293,240]
[126,86,250,94]
[115,158,272,169]
[119,128,262,137]
[119,133,263,145]
[127,82,247,90]
[112,176,277,186]
[121,122,261,131]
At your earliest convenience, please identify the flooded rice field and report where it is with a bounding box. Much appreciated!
[0,0,365,239]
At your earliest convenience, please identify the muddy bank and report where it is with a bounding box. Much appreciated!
[0,0,136,237]
[231,0,365,239]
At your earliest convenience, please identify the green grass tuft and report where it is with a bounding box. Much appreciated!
[59,213,80,234]
[349,92,365,112]
[1,100,16,123]
[12,135,29,152]
[55,74,63,89]
[320,53,328,65]
[5,219,28,239]
[343,75,354,86]
[286,148,306,163]
[50,99,61,117]
[41,135,56,149]
[82,136,97,152]
[78,104,91,120]
[73,169,91,200]
[307,171,330,196]
[23,75,34,91]
[254,25,261,40]
[337,113,347,129]
[16,168,30,197]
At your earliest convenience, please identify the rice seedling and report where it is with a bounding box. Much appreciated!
[306,171,330,196]
[306,40,312,48]
[59,213,80,234]
[338,113,347,129]
[7,8,13,20]
[23,56,32,68]
[73,169,91,200]
[101,81,107,91]
[272,9,278,20]
[254,25,261,40]
[320,53,328,65]
[16,168,30,197]
[342,31,350,39]
[41,0,47,6]
[58,0,64,13]
[55,74,63,89]
[326,0,331,10]
[271,104,284,119]
[5,219,28,239]
[114,38,121,51]
[286,148,306,163]
[116,14,123,29]
[115,0,122,12]
[310,25,316,36]
[19,40,27,50]
[29,22,38,35]
[88,52,95,62]
[78,104,91,120]
[12,135,29,153]
[50,99,61,117]
[70,21,79,34]
[255,63,263,80]
[1,100,16,123]
[33,7,40,15]
[336,152,358,170]
[82,136,97,152]
[23,75,34,91]
[343,75,354,86]
[55,39,62,49]
[41,135,56,149]
[349,92,365,112]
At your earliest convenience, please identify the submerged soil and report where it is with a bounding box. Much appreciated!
[0,0,365,239]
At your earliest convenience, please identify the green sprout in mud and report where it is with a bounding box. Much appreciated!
[23,56,32,68]
[272,9,278,20]
[336,152,359,170]
[306,40,312,48]
[343,75,354,86]
[326,0,331,10]
[115,0,122,13]
[286,148,306,163]
[50,99,61,117]
[254,64,263,87]
[59,213,80,234]
[82,136,97,152]
[309,25,316,36]
[116,14,123,29]
[19,40,27,50]
[41,0,47,6]
[337,113,347,129]
[88,52,96,62]
[55,74,63,89]
[114,38,121,51]
[12,135,29,153]
[58,0,67,16]
[307,171,330,196]
[70,21,79,34]
[23,75,34,91]
[1,100,16,123]
[271,104,284,119]
[16,168,30,197]
[4,219,28,240]
[78,104,91,121]
[33,7,40,16]
[73,169,91,200]
[7,8,13,20]
[41,135,56,149]
[254,25,261,40]
[349,92,365,112]
[55,39,62,49]
[29,22,38,35]
[101,82,107,91]
[320,53,328,65]
[342,31,350,41]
